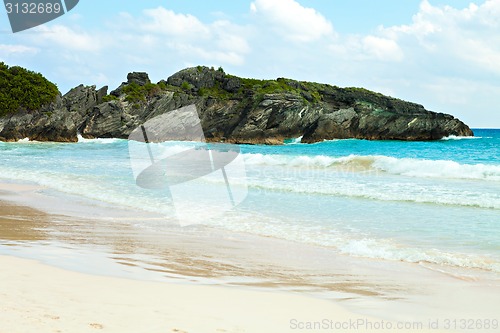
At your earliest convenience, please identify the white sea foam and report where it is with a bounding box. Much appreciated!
[371,156,500,181]
[15,138,46,144]
[208,213,500,273]
[337,238,500,273]
[440,135,484,140]
[243,153,500,181]
[0,166,174,218]
[239,153,500,209]
[242,178,499,209]
[77,134,123,144]
[284,136,303,144]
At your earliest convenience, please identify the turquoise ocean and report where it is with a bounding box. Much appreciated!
[0,129,499,279]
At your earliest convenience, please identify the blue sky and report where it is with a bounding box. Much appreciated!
[1,0,499,128]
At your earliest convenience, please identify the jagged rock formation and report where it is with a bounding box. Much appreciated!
[0,66,473,143]
[0,84,107,142]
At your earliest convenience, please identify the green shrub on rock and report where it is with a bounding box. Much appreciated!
[0,62,59,116]
[102,94,118,102]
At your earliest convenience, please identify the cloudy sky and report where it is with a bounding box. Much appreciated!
[1,0,499,128]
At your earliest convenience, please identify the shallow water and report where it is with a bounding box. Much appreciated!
[0,129,499,279]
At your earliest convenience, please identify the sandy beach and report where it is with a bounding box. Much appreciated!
[1,182,499,333]
[1,254,368,333]
[0,254,473,333]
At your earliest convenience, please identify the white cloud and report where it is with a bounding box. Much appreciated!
[362,36,403,62]
[211,20,250,54]
[119,8,251,66]
[250,0,334,42]
[0,44,38,56]
[415,77,500,128]
[167,42,246,66]
[9,6,252,87]
[33,25,102,52]
[472,0,500,27]
[141,7,210,38]
[348,0,500,127]
[326,34,404,64]
[380,0,500,74]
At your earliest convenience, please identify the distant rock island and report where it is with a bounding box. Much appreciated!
[0,63,473,143]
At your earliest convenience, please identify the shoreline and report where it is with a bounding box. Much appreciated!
[1,180,500,332]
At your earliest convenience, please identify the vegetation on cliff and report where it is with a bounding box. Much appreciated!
[95,66,429,118]
[0,64,473,143]
[163,66,428,116]
[0,62,59,116]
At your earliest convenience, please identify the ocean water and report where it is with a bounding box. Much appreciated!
[0,129,499,277]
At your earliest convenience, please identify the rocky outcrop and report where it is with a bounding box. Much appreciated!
[0,84,107,142]
[0,66,473,143]
[301,107,471,142]
[110,72,151,97]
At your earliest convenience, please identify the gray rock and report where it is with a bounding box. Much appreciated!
[223,77,241,92]
[0,85,107,142]
[64,84,107,115]
[127,72,150,86]
[167,66,225,89]
[109,72,150,97]
[0,66,474,144]
[303,108,358,141]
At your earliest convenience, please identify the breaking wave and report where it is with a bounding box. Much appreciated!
[243,153,500,181]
